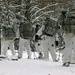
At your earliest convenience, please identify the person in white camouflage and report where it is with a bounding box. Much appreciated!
[1,25,16,56]
[35,17,59,61]
[58,3,75,66]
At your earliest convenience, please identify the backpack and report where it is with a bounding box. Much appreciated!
[2,26,15,40]
[44,17,58,36]
[19,22,32,39]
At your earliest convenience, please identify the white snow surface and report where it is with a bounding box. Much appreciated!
[0,52,75,75]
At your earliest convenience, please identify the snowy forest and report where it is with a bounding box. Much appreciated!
[0,0,75,75]
[0,0,73,51]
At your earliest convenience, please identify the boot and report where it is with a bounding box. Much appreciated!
[62,62,70,67]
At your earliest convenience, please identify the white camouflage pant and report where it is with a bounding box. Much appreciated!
[1,40,15,55]
[35,40,43,53]
[63,33,75,63]
[18,38,31,58]
[42,35,56,61]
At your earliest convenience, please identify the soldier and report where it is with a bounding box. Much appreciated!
[1,25,16,57]
[58,5,75,67]
[36,17,58,61]
[18,21,32,59]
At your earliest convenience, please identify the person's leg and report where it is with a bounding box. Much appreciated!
[43,35,49,59]
[24,40,32,59]
[62,34,72,66]
[9,40,15,55]
[33,52,37,59]
[1,40,5,55]
[35,42,39,52]
[18,38,24,58]
[2,40,9,55]
[49,37,56,61]
[70,36,75,64]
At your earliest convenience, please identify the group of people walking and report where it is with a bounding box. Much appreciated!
[1,8,75,67]
[33,8,75,67]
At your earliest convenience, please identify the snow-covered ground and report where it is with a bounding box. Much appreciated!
[0,51,75,75]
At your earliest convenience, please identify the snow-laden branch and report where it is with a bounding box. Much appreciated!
[31,3,59,19]
[31,10,54,23]
[30,5,40,13]
[8,10,15,17]
[16,13,27,20]
[9,4,25,8]
[50,17,58,22]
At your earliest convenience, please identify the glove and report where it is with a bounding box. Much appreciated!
[35,35,42,42]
